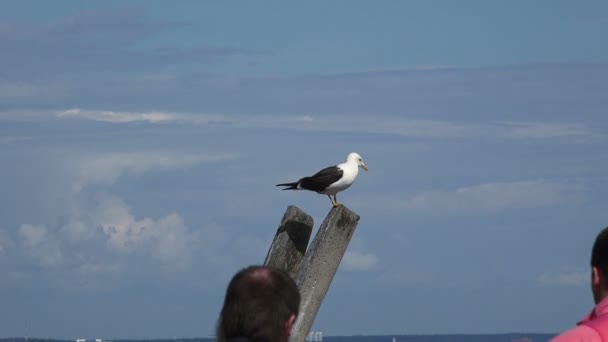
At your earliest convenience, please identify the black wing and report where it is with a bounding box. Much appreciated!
[298,166,343,192]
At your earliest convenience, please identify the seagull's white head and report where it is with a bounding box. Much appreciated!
[346,152,368,172]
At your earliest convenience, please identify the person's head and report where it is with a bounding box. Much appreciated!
[217,265,301,342]
[591,227,608,303]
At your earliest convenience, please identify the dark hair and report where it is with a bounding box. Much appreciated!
[217,265,301,342]
[591,227,608,280]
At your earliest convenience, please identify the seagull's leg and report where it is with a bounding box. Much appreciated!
[332,194,341,207]
[327,195,335,206]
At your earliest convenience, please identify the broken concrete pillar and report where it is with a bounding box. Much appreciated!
[289,205,360,342]
[264,205,314,278]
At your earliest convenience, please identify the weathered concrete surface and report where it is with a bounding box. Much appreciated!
[264,205,314,278]
[289,205,360,342]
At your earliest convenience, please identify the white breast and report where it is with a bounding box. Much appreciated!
[320,162,359,195]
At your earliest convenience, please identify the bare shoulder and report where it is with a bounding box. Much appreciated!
[551,325,601,342]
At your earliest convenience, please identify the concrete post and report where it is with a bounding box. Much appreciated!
[289,205,360,342]
[264,205,314,278]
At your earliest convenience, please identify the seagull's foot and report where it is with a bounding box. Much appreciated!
[332,202,342,208]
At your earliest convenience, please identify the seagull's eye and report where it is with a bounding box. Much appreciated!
[358,158,362,161]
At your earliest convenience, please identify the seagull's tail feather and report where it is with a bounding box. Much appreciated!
[276,182,299,190]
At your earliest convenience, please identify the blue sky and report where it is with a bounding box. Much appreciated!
[1,1,607,339]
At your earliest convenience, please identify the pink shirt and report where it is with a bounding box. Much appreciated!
[552,297,608,342]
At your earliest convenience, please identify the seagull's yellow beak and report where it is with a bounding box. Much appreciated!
[361,163,368,172]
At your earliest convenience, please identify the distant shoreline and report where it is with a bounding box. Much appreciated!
[1,333,557,342]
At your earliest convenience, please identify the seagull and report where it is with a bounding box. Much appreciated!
[276,152,368,207]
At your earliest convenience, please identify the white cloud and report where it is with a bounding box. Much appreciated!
[5,149,239,276]
[57,108,227,124]
[18,224,48,247]
[280,116,480,139]
[17,224,64,267]
[402,180,574,214]
[501,121,591,138]
[3,107,594,142]
[72,151,236,192]
[92,193,199,268]
[58,108,178,123]
[14,192,206,273]
[342,250,379,271]
[280,116,589,140]
[538,270,589,287]
[61,219,94,242]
